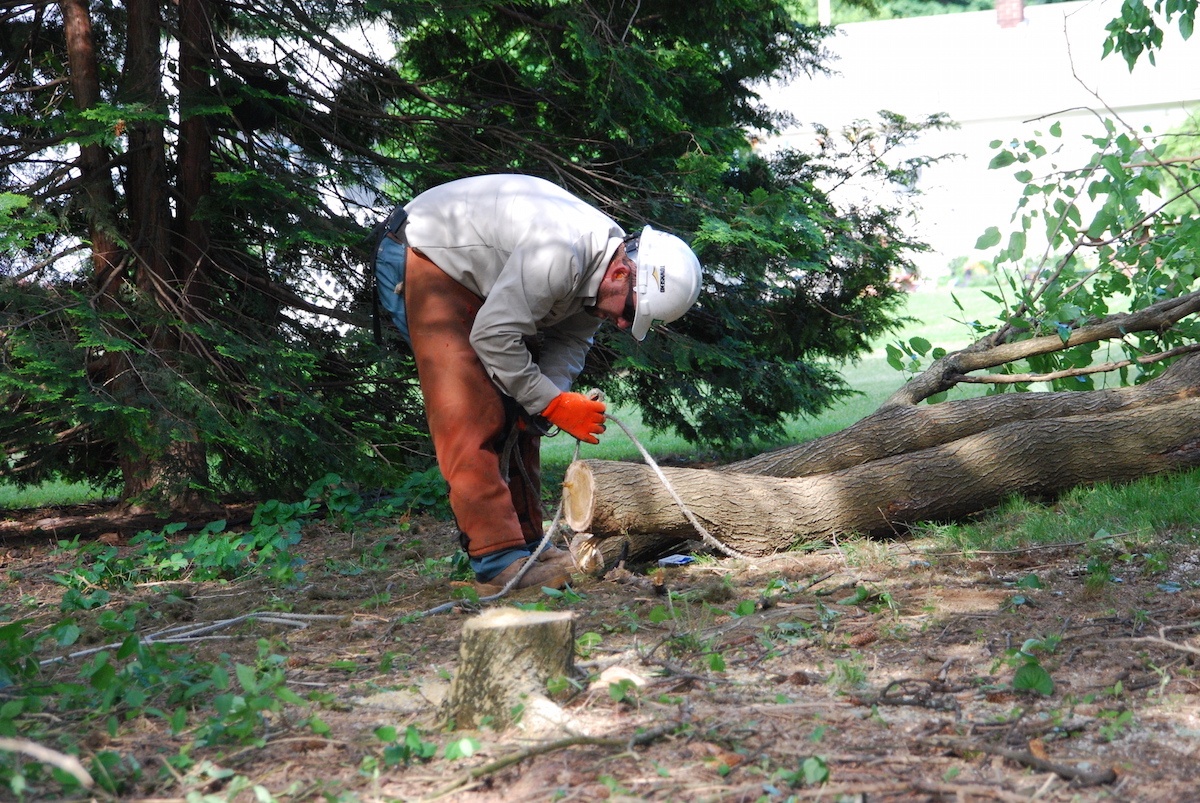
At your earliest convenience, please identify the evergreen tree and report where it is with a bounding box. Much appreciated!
[1,0,936,509]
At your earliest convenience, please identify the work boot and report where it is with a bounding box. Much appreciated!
[532,543,574,567]
[477,556,570,593]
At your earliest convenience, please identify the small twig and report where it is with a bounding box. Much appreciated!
[424,720,682,800]
[1116,635,1200,658]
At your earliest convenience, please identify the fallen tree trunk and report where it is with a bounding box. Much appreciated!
[728,343,1200,478]
[564,395,1200,566]
[564,294,1200,567]
[0,502,258,544]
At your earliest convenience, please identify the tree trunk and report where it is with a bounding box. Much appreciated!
[728,351,1200,478]
[59,0,122,287]
[564,387,1200,567]
[117,0,213,512]
[441,608,576,731]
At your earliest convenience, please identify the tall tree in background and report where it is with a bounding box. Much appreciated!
[1,0,936,511]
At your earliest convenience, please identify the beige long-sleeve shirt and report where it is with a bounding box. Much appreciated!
[403,174,625,414]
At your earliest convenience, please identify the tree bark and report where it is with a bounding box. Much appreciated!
[441,608,576,731]
[728,351,1200,478]
[0,502,259,544]
[564,389,1200,567]
[118,0,213,512]
[59,0,122,287]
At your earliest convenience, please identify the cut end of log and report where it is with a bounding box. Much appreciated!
[562,460,595,533]
[463,607,574,631]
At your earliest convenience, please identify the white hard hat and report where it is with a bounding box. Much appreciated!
[628,225,702,341]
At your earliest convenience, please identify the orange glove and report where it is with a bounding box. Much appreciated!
[540,392,607,444]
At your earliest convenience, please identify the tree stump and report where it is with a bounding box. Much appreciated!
[441,607,576,730]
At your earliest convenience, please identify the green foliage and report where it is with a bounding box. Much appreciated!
[1,0,937,497]
[51,503,310,602]
[374,725,438,766]
[775,754,830,787]
[0,615,309,795]
[0,193,56,256]
[1006,637,1060,696]
[925,110,1200,394]
[598,112,949,445]
[1103,0,1197,69]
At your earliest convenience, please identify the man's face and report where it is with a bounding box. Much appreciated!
[588,254,637,332]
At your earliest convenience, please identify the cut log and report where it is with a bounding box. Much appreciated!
[441,607,576,731]
[564,396,1200,563]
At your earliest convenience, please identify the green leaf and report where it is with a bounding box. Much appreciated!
[53,621,82,646]
[885,343,905,372]
[169,707,188,734]
[1002,231,1027,263]
[116,634,139,660]
[801,755,830,785]
[1012,661,1055,695]
[988,151,1017,169]
[1016,573,1043,589]
[445,736,480,760]
[975,226,1002,250]
[235,664,260,695]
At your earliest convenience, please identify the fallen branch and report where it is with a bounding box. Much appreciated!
[41,612,347,665]
[925,736,1117,786]
[424,719,682,800]
[0,737,93,788]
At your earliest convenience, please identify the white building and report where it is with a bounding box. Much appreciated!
[759,0,1200,278]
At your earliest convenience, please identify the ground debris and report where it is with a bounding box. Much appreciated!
[5,519,1200,801]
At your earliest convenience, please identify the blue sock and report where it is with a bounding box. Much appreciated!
[471,546,533,582]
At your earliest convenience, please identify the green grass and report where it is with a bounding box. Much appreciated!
[917,469,1200,554]
[0,479,108,510]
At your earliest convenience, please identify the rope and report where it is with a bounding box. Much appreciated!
[389,407,743,627]
[601,413,751,561]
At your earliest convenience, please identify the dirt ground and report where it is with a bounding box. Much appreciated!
[4,512,1200,802]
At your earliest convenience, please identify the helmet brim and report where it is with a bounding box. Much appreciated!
[630,304,653,341]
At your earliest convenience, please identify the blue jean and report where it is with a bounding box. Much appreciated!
[375,234,410,345]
